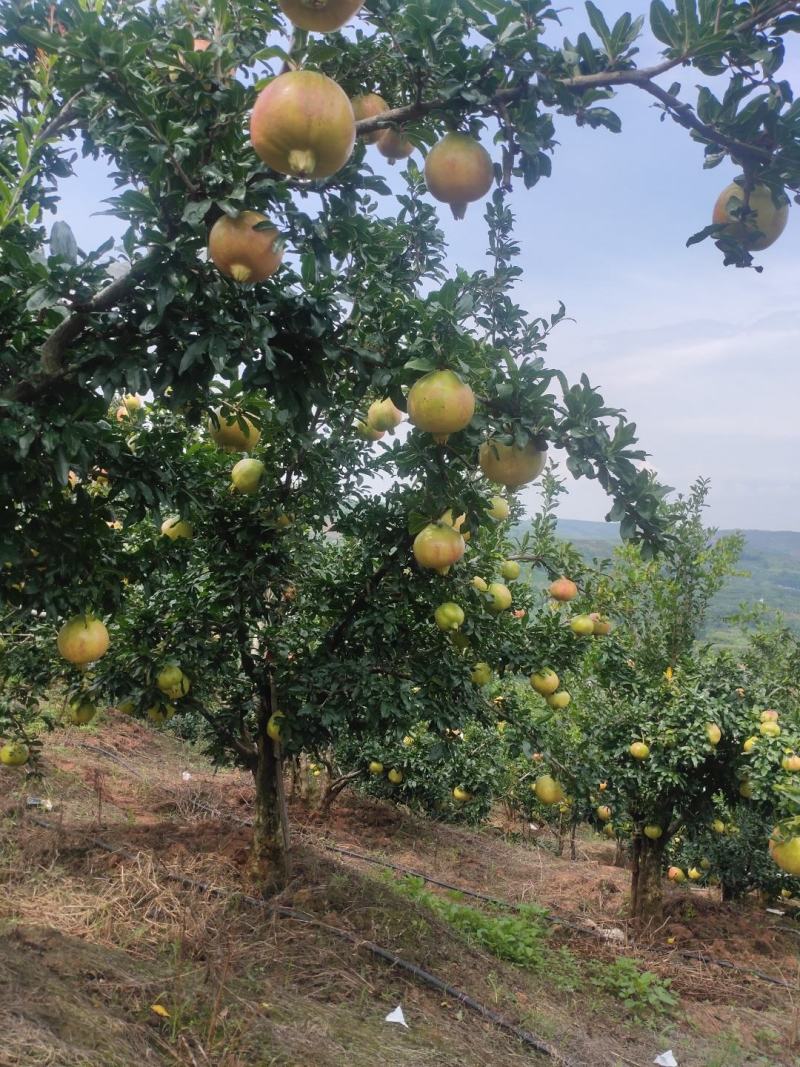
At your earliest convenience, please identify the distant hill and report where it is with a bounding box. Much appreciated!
[516,518,800,640]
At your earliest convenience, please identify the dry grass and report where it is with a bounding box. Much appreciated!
[2,718,799,1066]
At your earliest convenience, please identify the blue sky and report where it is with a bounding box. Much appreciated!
[54,1,799,532]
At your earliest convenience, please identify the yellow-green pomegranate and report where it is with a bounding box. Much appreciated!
[424,132,494,219]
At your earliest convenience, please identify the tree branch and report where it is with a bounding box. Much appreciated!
[637,78,772,164]
[196,704,258,769]
[356,0,798,159]
[5,249,161,403]
[321,541,408,654]
[353,58,686,136]
[39,90,83,141]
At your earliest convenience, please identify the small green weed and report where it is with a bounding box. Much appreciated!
[390,875,580,989]
[592,957,677,1021]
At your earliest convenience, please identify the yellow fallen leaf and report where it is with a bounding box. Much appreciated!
[666,937,675,945]
[151,1004,170,1018]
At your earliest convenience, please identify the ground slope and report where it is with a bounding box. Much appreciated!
[1,716,798,1067]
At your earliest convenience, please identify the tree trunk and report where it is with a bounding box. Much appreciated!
[554,812,565,857]
[569,820,577,861]
[249,691,290,892]
[630,834,665,931]
[721,880,737,902]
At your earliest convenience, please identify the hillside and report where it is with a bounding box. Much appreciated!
[518,518,800,638]
[1,716,798,1066]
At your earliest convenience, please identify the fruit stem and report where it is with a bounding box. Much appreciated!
[287,148,316,178]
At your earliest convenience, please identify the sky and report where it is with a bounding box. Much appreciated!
[53,0,800,533]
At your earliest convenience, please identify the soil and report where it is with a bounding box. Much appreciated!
[1,714,798,1066]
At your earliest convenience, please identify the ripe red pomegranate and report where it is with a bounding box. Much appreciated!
[424,132,494,219]
[250,70,355,179]
[351,92,389,144]
[208,211,284,283]
[548,576,578,602]
[377,128,414,163]
[279,0,363,32]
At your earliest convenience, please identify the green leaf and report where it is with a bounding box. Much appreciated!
[585,1,614,53]
[649,0,682,47]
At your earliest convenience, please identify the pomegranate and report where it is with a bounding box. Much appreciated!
[485,582,512,612]
[193,38,210,51]
[487,495,509,521]
[407,369,475,440]
[208,409,261,451]
[250,70,355,180]
[65,698,97,725]
[161,516,193,540]
[208,211,284,283]
[0,741,29,766]
[231,457,265,494]
[530,669,559,695]
[533,775,564,805]
[356,420,384,441]
[770,830,800,876]
[367,397,403,432]
[352,92,388,144]
[589,611,612,636]
[548,576,577,602]
[147,703,176,725]
[57,615,110,665]
[712,181,789,250]
[377,128,414,163]
[424,132,494,219]
[413,522,465,570]
[479,439,546,488]
[279,0,363,32]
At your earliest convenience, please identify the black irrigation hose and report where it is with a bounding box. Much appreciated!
[676,950,796,990]
[312,838,799,991]
[174,797,800,991]
[63,748,800,994]
[26,816,571,1064]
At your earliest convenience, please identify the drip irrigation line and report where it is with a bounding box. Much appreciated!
[676,950,795,989]
[312,837,798,991]
[27,815,570,1064]
[58,750,800,994]
[176,798,800,991]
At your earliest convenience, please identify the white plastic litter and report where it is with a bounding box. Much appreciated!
[181,771,192,781]
[765,908,784,915]
[654,1051,677,1066]
[385,1005,408,1028]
